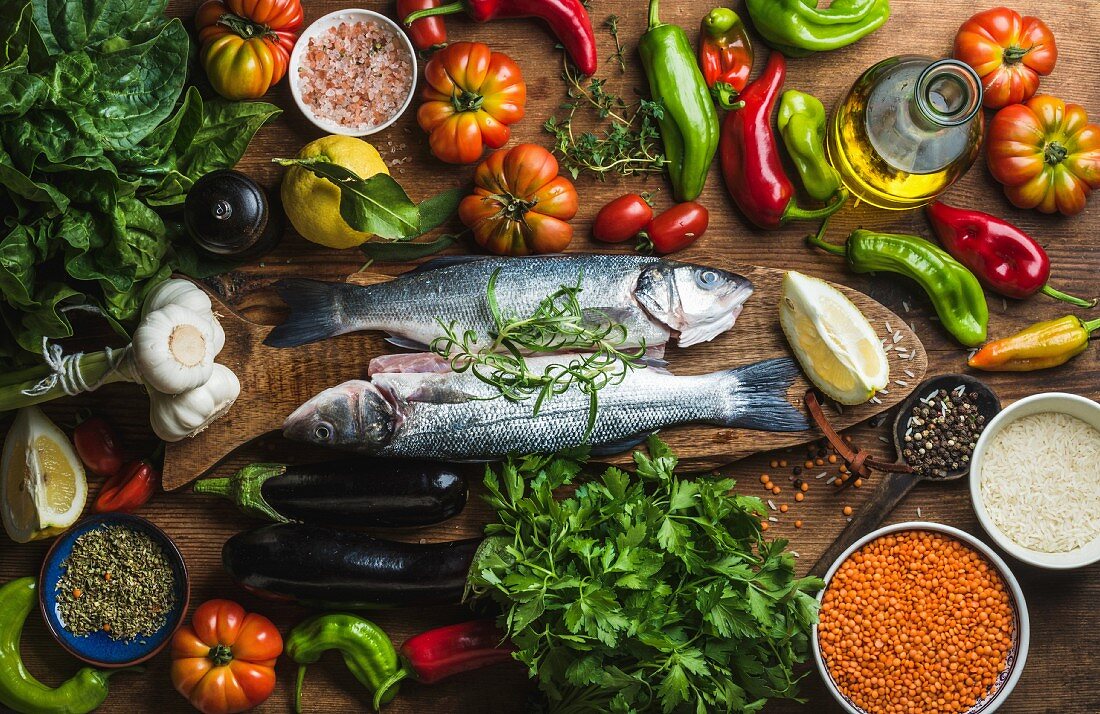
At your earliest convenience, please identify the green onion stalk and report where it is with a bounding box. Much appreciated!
[0,343,141,413]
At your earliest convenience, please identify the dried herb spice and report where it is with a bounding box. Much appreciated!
[55,526,177,642]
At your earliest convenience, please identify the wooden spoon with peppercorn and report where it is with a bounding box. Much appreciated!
[809,374,1001,578]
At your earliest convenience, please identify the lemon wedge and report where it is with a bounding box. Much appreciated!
[780,271,889,405]
[2,407,87,543]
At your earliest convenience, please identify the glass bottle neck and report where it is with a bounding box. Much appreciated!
[912,59,982,129]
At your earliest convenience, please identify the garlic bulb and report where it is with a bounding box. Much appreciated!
[142,278,213,319]
[148,364,241,441]
[133,304,217,394]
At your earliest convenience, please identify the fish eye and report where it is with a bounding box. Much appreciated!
[313,422,334,441]
[695,269,721,289]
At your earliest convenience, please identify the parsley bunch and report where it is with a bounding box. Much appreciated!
[469,438,824,713]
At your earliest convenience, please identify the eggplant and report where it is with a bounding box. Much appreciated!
[193,459,470,527]
[222,523,482,608]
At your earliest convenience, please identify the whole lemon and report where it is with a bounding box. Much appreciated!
[281,135,390,249]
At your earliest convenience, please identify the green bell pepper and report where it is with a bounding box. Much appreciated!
[286,614,400,713]
[809,223,989,347]
[777,90,843,202]
[0,578,127,714]
[639,0,720,202]
[746,0,891,56]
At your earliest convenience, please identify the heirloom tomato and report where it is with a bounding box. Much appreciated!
[460,144,578,256]
[953,7,1056,109]
[988,95,1100,216]
[418,42,526,165]
[195,0,303,100]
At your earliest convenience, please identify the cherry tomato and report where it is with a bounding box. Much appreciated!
[72,416,124,477]
[641,202,709,255]
[592,194,654,243]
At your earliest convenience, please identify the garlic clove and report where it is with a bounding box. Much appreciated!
[142,278,213,320]
[148,364,241,441]
[134,304,217,395]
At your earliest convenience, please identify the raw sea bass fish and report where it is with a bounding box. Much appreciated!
[283,353,808,460]
[264,255,754,351]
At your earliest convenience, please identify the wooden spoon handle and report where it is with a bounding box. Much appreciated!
[808,471,924,579]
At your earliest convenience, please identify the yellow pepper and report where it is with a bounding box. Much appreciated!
[968,315,1100,371]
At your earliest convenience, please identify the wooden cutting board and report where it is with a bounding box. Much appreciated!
[162,263,928,490]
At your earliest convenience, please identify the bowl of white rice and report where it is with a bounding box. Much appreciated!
[289,9,417,136]
[970,392,1100,569]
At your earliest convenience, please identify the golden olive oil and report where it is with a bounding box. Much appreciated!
[828,56,984,210]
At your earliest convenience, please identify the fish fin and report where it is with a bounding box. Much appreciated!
[637,353,669,370]
[400,255,490,276]
[264,279,358,347]
[368,352,451,376]
[591,432,655,456]
[385,335,433,351]
[721,358,809,432]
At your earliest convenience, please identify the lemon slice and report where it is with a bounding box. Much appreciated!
[2,407,87,543]
[780,271,889,405]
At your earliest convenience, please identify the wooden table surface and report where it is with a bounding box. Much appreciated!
[3,1,1099,712]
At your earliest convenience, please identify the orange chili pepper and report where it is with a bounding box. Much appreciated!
[968,315,1100,371]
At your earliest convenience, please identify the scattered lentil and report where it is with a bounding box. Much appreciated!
[795,492,804,502]
[780,504,789,513]
[794,520,803,528]
[842,506,853,516]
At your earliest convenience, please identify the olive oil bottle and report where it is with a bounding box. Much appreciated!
[828,56,984,210]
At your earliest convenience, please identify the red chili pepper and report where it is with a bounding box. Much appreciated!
[402,0,597,76]
[397,0,448,51]
[926,201,1097,308]
[593,194,654,244]
[93,457,160,513]
[72,416,124,478]
[374,620,515,705]
[698,8,752,111]
[719,51,846,230]
[639,201,709,255]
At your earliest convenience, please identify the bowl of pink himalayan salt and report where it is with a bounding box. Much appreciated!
[289,9,417,136]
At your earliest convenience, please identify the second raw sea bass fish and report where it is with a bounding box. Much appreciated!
[283,353,808,460]
[264,255,754,352]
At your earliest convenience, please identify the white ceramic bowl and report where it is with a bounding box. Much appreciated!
[970,391,1100,569]
[288,9,417,136]
[812,521,1030,714]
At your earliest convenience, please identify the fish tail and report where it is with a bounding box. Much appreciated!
[720,358,808,432]
[264,279,360,347]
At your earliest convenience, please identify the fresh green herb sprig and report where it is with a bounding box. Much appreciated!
[430,269,647,433]
[544,59,668,180]
[469,437,824,713]
[605,15,628,73]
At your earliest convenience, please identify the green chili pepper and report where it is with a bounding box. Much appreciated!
[745,0,891,56]
[0,578,127,714]
[777,90,843,203]
[286,614,400,713]
[808,223,989,347]
[639,0,720,202]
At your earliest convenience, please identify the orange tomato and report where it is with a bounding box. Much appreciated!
[195,0,302,100]
[170,600,283,714]
[418,42,526,165]
[460,144,578,256]
[953,7,1056,109]
[987,95,1100,215]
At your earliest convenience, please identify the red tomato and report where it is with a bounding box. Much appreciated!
[953,7,1056,109]
[642,202,709,255]
[72,417,124,478]
[592,194,654,243]
[171,600,282,714]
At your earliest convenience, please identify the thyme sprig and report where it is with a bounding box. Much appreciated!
[605,15,628,72]
[544,58,668,180]
[429,269,648,434]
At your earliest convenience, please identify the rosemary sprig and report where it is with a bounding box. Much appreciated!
[429,269,648,435]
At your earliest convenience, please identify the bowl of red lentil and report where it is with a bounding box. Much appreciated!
[813,522,1029,714]
[289,9,417,136]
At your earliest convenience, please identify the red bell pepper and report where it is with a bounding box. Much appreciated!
[397,0,448,51]
[93,455,161,513]
[374,620,515,706]
[926,201,1096,308]
[698,8,752,111]
[403,0,597,76]
[72,416,124,478]
[719,52,846,230]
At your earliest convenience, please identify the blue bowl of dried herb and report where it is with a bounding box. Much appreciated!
[38,513,190,667]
